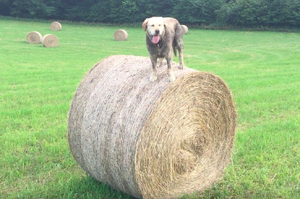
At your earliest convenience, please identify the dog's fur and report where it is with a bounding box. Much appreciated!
[142,17,184,81]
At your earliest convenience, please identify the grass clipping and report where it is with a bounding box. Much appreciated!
[68,55,237,199]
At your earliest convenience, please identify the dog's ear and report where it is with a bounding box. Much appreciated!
[142,18,149,31]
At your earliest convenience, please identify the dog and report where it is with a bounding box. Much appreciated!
[142,17,184,82]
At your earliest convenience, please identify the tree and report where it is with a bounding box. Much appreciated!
[172,0,223,24]
[9,0,57,18]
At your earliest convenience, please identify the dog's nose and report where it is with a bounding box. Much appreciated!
[155,30,160,35]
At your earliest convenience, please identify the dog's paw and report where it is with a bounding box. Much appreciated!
[168,73,175,82]
[157,62,163,68]
[150,73,158,82]
[178,64,184,69]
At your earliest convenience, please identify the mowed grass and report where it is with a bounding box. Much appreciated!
[0,18,299,198]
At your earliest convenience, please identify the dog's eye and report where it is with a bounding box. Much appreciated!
[151,24,154,27]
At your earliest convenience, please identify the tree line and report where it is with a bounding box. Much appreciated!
[0,0,300,28]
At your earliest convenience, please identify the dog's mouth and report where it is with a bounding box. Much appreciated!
[151,35,160,44]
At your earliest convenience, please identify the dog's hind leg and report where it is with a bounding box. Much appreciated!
[178,47,184,69]
[174,24,184,69]
[173,42,184,69]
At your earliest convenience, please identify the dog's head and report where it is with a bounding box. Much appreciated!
[142,17,165,44]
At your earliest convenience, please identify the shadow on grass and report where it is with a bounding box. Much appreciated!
[58,176,136,199]
[55,176,225,199]
[14,175,137,199]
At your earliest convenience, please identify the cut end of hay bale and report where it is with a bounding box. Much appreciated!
[26,31,42,44]
[68,55,236,199]
[135,72,236,198]
[114,29,128,41]
[42,34,59,47]
[181,25,188,34]
[50,21,62,31]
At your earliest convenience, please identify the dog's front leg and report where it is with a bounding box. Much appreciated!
[157,58,164,68]
[150,56,158,81]
[166,52,175,82]
[178,47,184,69]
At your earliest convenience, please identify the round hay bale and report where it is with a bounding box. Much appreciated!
[42,34,58,47]
[26,31,42,44]
[68,55,237,199]
[181,25,188,34]
[50,21,62,31]
[114,29,128,41]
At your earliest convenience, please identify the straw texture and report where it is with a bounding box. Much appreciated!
[26,31,42,44]
[42,34,59,47]
[181,25,188,35]
[114,29,128,41]
[68,55,237,199]
[50,21,62,31]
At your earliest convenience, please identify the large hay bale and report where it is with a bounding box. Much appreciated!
[42,34,59,47]
[114,29,128,41]
[26,31,42,44]
[181,25,188,35]
[50,21,62,31]
[68,55,237,199]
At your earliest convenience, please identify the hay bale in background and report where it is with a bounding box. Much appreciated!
[42,34,59,47]
[114,29,128,41]
[26,31,42,44]
[68,55,237,199]
[50,21,62,31]
[181,25,188,34]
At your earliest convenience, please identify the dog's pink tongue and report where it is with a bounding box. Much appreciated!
[152,35,160,44]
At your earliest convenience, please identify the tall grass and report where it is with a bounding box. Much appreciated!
[1,18,299,198]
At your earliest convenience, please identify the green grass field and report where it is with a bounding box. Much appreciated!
[1,18,299,198]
